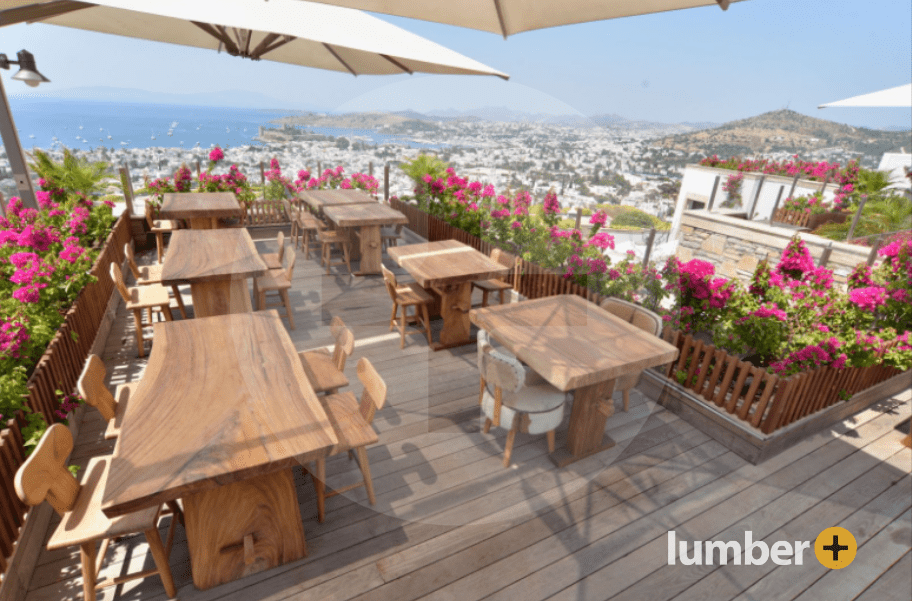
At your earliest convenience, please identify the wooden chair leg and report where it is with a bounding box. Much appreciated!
[324,245,331,275]
[155,233,163,263]
[170,285,187,319]
[132,310,145,358]
[479,377,485,406]
[144,527,177,598]
[623,389,630,412]
[343,242,352,275]
[499,289,506,305]
[399,305,407,349]
[145,307,153,325]
[355,446,376,505]
[165,500,184,525]
[481,289,490,308]
[421,304,431,344]
[313,458,326,523]
[79,541,98,601]
[547,430,556,453]
[257,289,266,312]
[389,302,398,332]
[483,417,492,434]
[280,289,294,330]
[503,416,519,468]
[161,305,174,321]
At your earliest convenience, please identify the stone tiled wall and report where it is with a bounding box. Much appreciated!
[677,210,874,283]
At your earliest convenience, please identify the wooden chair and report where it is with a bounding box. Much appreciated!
[110,262,173,358]
[283,199,322,261]
[254,249,296,329]
[478,340,567,467]
[298,316,355,394]
[317,221,352,275]
[599,297,663,412]
[381,264,432,349]
[124,243,187,319]
[77,354,133,441]
[14,424,178,601]
[260,231,286,270]
[380,223,403,250]
[308,357,387,522]
[144,200,180,263]
[472,248,516,307]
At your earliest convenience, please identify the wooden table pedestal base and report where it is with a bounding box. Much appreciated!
[188,217,219,229]
[183,468,307,590]
[551,379,618,467]
[354,225,382,275]
[430,282,473,350]
[190,280,252,317]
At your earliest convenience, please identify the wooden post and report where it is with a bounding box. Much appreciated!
[787,173,800,199]
[196,159,201,177]
[845,196,868,241]
[118,166,135,216]
[369,161,374,177]
[0,191,5,218]
[769,185,785,222]
[642,227,657,268]
[317,161,322,175]
[574,210,582,230]
[818,241,834,267]
[383,163,390,201]
[819,174,830,194]
[866,236,883,266]
[706,175,721,211]
[747,175,765,220]
[260,161,265,185]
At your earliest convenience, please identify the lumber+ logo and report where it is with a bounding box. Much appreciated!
[667,528,857,569]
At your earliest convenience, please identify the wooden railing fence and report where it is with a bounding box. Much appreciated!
[0,213,130,582]
[663,329,902,434]
[242,199,289,227]
[772,207,811,227]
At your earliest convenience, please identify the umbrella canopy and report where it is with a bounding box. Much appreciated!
[297,0,745,38]
[818,83,912,109]
[0,0,508,79]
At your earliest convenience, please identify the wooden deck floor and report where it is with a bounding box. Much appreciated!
[24,229,912,601]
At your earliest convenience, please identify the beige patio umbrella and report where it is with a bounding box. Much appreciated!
[0,0,508,79]
[297,0,745,38]
[818,83,912,108]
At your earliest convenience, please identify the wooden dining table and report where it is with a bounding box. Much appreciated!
[158,192,243,229]
[322,203,408,275]
[160,229,267,317]
[388,240,509,350]
[470,295,679,467]
[101,311,338,590]
[298,189,375,217]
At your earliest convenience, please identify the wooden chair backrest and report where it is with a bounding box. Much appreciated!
[600,297,637,323]
[490,248,517,283]
[276,231,285,264]
[332,325,355,372]
[283,243,296,280]
[282,199,297,221]
[356,357,387,425]
[110,262,131,303]
[124,243,141,279]
[144,200,154,228]
[631,309,662,337]
[77,355,117,422]
[14,424,80,516]
[380,265,399,303]
[480,343,525,394]
[329,315,346,340]
[601,297,662,336]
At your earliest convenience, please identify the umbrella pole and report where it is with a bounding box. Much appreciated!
[0,75,38,209]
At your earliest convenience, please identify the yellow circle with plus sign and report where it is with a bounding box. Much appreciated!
[815,527,857,569]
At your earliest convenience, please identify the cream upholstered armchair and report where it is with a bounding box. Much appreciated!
[599,297,663,411]
[477,335,567,467]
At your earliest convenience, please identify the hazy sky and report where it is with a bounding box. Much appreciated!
[2,0,910,129]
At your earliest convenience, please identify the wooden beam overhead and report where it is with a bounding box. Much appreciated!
[0,0,93,27]
[323,43,357,76]
[190,21,240,56]
[380,54,413,75]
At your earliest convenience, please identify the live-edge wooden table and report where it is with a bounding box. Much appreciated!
[160,228,267,317]
[322,203,408,275]
[470,295,679,467]
[101,311,338,590]
[159,192,243,230]
[388,240,509,350]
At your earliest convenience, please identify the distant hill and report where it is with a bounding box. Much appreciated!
[656,109,911,158]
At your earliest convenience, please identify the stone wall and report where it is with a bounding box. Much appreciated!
[677,210,875,282]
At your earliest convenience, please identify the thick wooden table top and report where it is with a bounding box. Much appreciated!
[102,311,338,517]
[159,192,243,219]
[323,203,408,228]
[160,229,267,284]
[387,240,509,288]
[298,189,376,211]
[470,295,679,391]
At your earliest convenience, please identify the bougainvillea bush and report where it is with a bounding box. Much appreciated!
[663,236,912,376]
[401,162,669,309]
[1,186,117,445]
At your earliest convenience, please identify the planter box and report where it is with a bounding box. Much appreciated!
[662,328,907,435]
